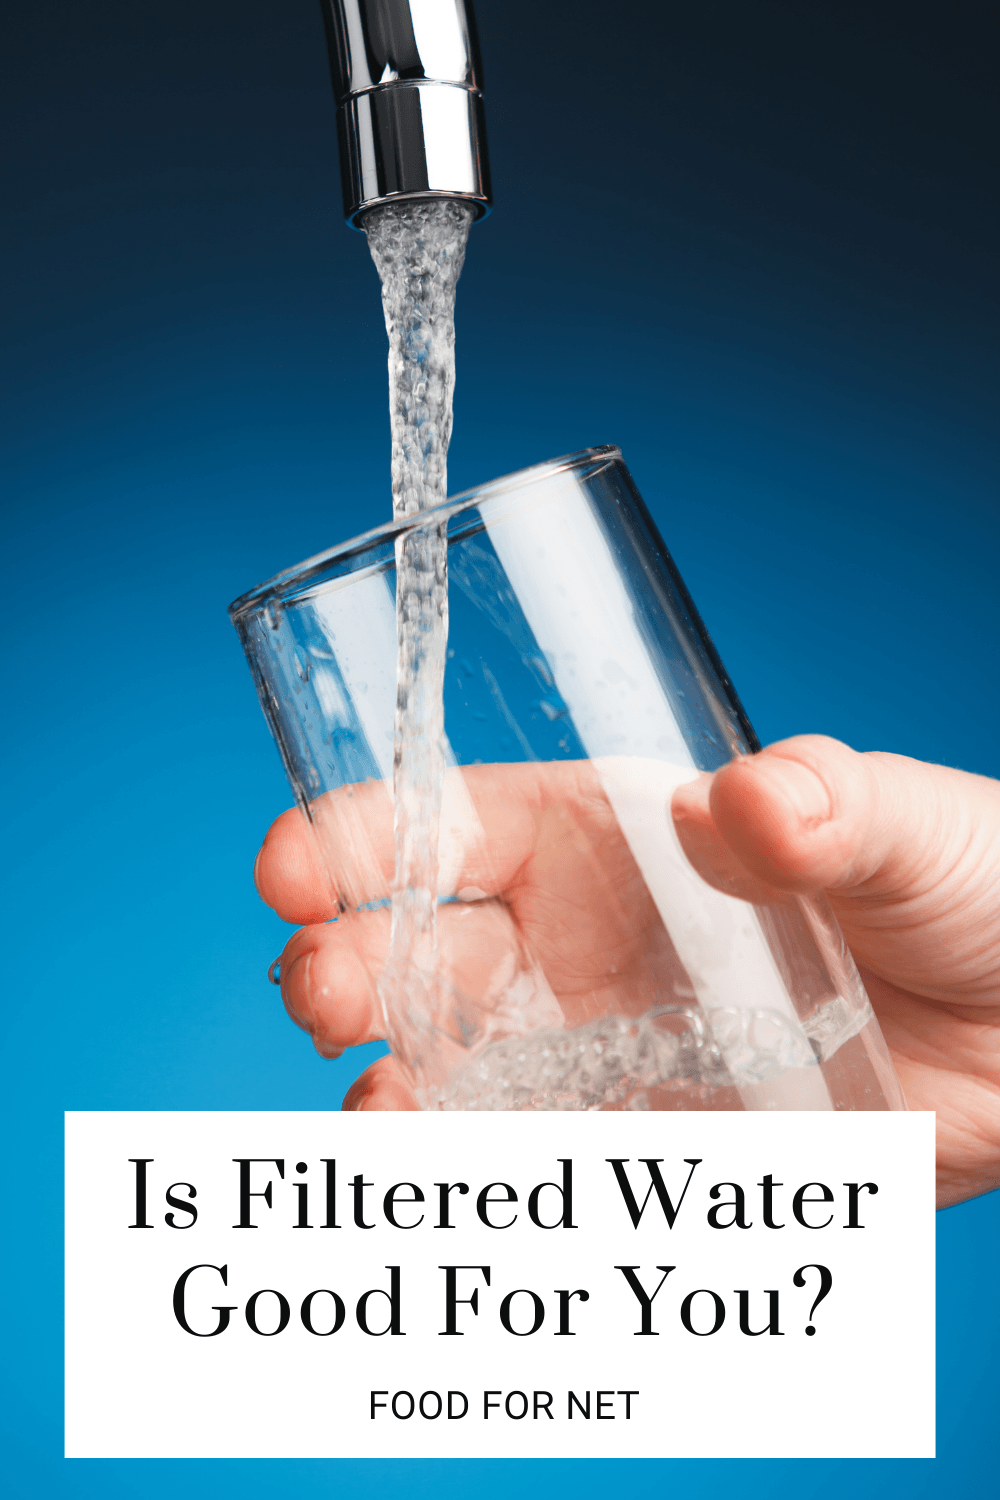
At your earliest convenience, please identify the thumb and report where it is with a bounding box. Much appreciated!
[709,735,963,895]
[707,735,1000,1002]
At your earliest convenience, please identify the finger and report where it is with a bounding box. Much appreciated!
[709,735,967,893]
[671,773,779,903]
[279,901,549,1056]
[255,806,341,924]
[342,1054,419,1111]
[708,736,877,892]
[279,913,389,1057]
[708,735,1000,1003]
[255,761,609,924]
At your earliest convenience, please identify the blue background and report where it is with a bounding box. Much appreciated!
[2,0,997,1493]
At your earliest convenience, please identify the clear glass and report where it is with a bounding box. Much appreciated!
[230,446,905,1113]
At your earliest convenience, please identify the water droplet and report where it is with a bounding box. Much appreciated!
[294,651,311,683]
[267,958,282,985]
[525,652,555,687]
[539,698,568,721]
[265,601,282,631]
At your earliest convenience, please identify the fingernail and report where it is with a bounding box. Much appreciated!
[281,950,313,1030]
[770,758,833,828]
[314,1039,344,1060]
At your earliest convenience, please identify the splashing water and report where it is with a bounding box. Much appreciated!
[364,199,474,1065]
[429,995,877,1112]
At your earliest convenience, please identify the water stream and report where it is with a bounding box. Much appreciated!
[364,198,474,1063]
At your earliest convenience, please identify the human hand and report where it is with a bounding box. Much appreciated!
[672,736,1000,1207]
[256,757,677,1103]
[254,736,1000,1207]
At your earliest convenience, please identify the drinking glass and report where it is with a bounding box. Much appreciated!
[229,446,905,1113]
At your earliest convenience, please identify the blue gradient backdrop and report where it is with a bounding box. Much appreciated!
[2,1,997,1495]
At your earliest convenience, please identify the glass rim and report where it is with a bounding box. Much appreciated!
[227,444,622,620]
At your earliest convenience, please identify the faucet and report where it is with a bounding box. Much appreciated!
[320,0,492,228]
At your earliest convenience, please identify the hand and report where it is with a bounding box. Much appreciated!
[254,736,1000,1208]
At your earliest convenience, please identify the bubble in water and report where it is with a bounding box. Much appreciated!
[421,994,874,1112]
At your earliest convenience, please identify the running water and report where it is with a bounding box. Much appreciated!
[360,199,896,1114]
[364,198,474,1067]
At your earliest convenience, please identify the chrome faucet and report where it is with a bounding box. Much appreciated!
[320,0,492,227]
